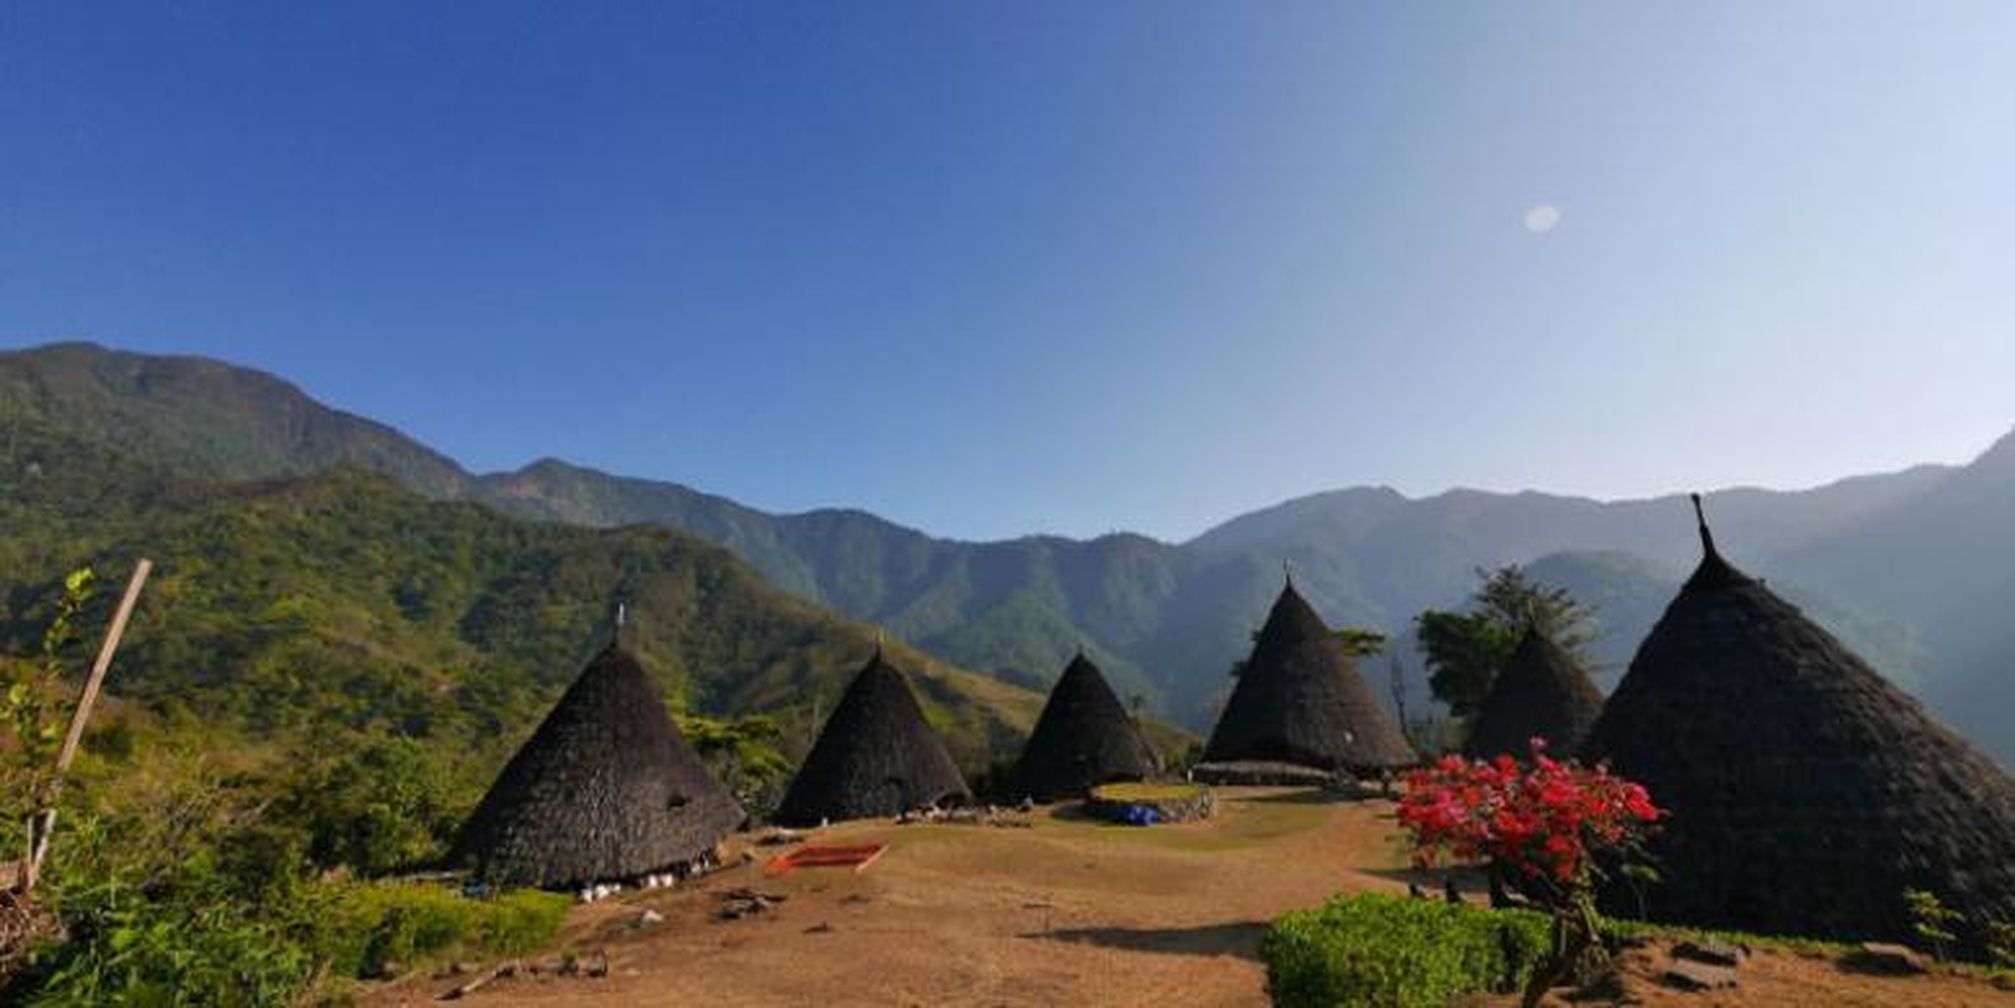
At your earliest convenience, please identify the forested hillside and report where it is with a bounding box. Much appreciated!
[0,422,1047,782]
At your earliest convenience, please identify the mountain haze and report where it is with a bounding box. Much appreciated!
[5,343,2008,763]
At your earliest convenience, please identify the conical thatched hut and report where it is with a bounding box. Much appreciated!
[451,644,745,890]
[775,649,970,826]
[1583,496,2015,948]
[1202,578,1415,774]
[1463,627,1605,759]
[1012,652,1158,800]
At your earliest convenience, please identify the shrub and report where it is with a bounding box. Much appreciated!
[1262,893,1551,1008]
[5,751,565,1006]
[274,734,467,876]
[19,878,568,1005]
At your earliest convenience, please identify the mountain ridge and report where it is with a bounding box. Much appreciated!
[5,341,2009,762]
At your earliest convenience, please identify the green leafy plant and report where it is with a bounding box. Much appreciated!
[1982,919,2015,971]
[1905,888,1961,962]
[2,569,96,814]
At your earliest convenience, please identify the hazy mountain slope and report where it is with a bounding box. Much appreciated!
[1191,471,1954,623]
[477,457,1191,707]
[1770,428,2015,760]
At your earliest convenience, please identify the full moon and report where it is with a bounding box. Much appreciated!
[1524,204,1561,233]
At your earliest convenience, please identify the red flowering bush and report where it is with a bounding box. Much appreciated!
[1394,738,1661,1006]
[1397,738,1660,885]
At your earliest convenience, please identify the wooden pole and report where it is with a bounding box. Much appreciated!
[23,558,151,891]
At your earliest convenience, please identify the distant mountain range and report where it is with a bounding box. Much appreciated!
[4,341,2008,765]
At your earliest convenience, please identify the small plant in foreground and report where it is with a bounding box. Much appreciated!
[1905,888,1961,962]
[1983,919,2015,971]
[1395,737,1661,1008]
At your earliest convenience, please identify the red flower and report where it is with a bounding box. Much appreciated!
[1393,737,1662,899]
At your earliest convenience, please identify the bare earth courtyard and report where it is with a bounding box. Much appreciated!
[364,789,2014,1007]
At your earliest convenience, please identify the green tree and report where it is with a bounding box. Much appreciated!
[276,734,465,876]
[678,712,793,816]
[1333,627,1388,658]
[1414,566,1597,717]
[1470,566,1597,656]
[1414,611,1519,717]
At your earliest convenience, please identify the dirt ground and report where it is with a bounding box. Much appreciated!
[1481,942,2015,1008]
[362,788,2015,1007]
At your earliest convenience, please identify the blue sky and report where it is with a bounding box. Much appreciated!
[4,2,2012,540]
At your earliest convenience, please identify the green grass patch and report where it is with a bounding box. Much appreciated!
[1089,782,1205,803]
[1262,893,1551,1008]
[311,882,571,982]
[1047,800,1330,853]
[1598,915,1845,958]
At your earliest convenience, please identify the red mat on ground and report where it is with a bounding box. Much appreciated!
[763,843,888,875]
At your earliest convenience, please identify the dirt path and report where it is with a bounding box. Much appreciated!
[365,789,2015,1007]
[369,788,1404,1007]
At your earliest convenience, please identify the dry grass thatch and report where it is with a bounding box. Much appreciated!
[1202,579,1415,773]
[1463,627,1605,760]
[1011,653,1158,801]
[450,645,745,890]
[1583,498,2015,950]
[0,887,61,989]
[775,650,970,826]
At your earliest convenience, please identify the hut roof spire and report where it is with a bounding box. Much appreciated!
[1691,492,1717,557]
[1683,492,1751,591]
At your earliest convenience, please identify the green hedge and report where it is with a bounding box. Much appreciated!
[1262,893,1552,1008]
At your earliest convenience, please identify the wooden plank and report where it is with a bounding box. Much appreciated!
[52,558,152,776]
[25,558,151,891]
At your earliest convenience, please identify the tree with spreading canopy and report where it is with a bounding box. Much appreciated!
[1414,566,1597,717]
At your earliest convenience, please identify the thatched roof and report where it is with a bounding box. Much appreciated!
[1202,579,1415,772]
[1583,496,2015,949]
[451,644,745,890]
[1463,627,1605,759]
[1012,653,1158,800]
[775,650,970,826]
